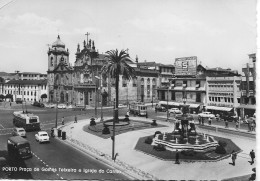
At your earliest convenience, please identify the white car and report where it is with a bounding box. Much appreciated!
[35,131,50,143]
[12,127,26,137]
[66,104,73,109]
[57,104,66,109]
[169,108,182,114]
[198,112,215,118]
[45,103,55,108]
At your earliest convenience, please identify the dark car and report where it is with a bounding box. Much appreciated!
[155,105,166,112]
[32,101,45,108]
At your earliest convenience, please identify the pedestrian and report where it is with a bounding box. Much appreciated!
[208,118,212,125]
[250,149,255,165]
[175,150,180,164]
[231,150,237,166]
[201,117,204,125]
[74,115,77,123]
[146,112,148,118]
[62,117,64,125]
[216,114,220,122]
[126,110,130,117]
[251,120,255,132]
[245,115,251,132]
[235,121,239,130]
[198,116,201,125]
[225,119,228,128]
[10,101,12,107]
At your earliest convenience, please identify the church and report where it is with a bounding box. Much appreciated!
[47,35,161,107]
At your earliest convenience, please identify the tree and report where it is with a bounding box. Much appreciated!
[101,49,135,121]
[0,94,5,100]
[41,93,47,101]
[5,94,13,101]
[101,49,135,160]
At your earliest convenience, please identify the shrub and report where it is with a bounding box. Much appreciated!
[218,140,227,147]
[154,131,162,137]
[181,149,197,156]
[215,145,226,154]
[151,120,157,126]
[102,125,110,134]
[90,120,96,126]
[144,137,153,144]
[153,144,166,151]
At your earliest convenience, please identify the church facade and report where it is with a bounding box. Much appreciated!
[47,35,160,107]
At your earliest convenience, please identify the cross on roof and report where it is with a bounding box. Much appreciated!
[85,32,90,42]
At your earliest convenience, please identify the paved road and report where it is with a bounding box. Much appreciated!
[0,132,129,180]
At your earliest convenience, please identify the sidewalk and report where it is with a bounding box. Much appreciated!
[58,116,256,180]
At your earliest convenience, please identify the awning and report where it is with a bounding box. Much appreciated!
[206,106,233,112]
[237,104,256,110]
[159,101,180,106]
[189,104,200,108]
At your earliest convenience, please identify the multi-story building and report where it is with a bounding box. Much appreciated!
[205,76,241,114]
[157,56,240,113]
[16,72,47,80]
[238,53,256,117]
[0,79,47,102]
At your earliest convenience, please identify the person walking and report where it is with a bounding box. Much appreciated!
[225,119,229,128]
[250,149,255,165]
[235,121,239,130]
[62,117,65,125]
[74,115,77,123]
[175,150,180,164]
[208,118,212,125]
[231,150,237,166]
[251,120,255,132]
[198,116,201,125]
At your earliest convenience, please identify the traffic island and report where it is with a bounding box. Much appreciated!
[134,134,242,162]
[83,118,167,139]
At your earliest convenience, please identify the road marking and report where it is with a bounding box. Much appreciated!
[31,151,63,180]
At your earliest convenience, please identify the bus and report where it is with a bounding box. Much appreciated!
[7,136,32,160]
[13,111,41,131]
[129,102,147,116]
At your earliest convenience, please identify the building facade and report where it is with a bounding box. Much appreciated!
[0,79,47,102]
[238,53,256,117]
[205,76,241,114]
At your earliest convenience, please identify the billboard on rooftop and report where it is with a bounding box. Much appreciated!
[175,56,197,76]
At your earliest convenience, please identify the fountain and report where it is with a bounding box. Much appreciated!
[153,104,218,152]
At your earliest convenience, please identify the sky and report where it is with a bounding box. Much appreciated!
[0,0,257,74]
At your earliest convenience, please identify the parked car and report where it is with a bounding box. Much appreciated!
[35,131,50,143]
[57,104,66,109]
[32,101,45,108]
[45,103,55,108]
[66,104,73,109]
[12,127,26,137]
[155,105,166,112]
[198,112,215,118]
[169,108,182,114]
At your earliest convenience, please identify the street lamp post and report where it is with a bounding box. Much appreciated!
[167,87,169,121]
[95,85,97,118]
[95,76,103,121]
[55,90,59,128]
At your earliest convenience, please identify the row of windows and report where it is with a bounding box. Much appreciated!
[2,85,46,89]
[3,90,37,96]
[209,96,234,103]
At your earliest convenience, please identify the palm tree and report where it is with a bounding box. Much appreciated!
[101,49,135,160]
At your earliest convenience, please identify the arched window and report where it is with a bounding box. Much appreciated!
[132,77,137,87]
[51,57,54,66]
[147,78,150,98]
[122,76,127,87]
[152,78,156,96]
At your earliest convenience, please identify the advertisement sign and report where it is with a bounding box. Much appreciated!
[175,56,197,76]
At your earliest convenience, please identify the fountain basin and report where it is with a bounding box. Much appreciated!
[153,133,218,152]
